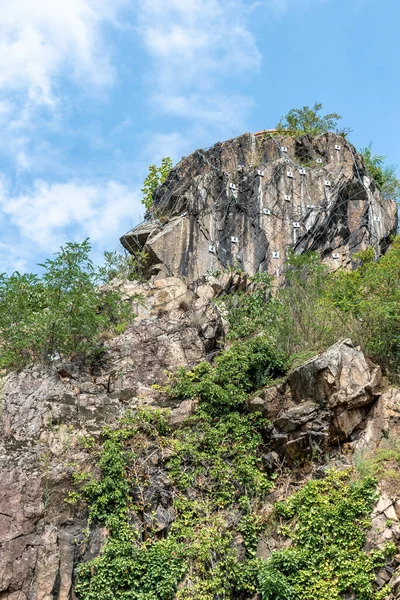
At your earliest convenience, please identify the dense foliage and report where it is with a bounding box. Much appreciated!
[361,143,400,202]
[223,239,400,374]
[72,405,270,600]
[276,102,349,136]
[165,335,287,416]
[169,411,272,506]
[70,292,398,600]
[0,240,133,370]
[326,240,400,372]
[141,157,173,210]
[72,405,391,600]
[258,470,394,600]
[72,239,399,597]
[355,435,400,498]
[98,248,149,283]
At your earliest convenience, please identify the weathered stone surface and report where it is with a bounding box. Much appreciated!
[288,338,382,437]
[169,398,199,431]
[249,340,382,463]
[107,273,224,359]
[0,448,86,600]
[120,221,161,253]
[256,534,292,559]
[388,567,400,599]
[0,275,225,600]
[122,132,398,285]
[367,492,400,551]
[355,388,400,451]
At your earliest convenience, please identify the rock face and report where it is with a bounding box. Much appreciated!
[0,275,224,600]
[355,388,400,452]
[249,339,382,463]
[1,131,399,598]
[0,291,398,599]
[121,132,398,285]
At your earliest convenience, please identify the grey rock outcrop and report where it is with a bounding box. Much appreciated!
[121,132,398,285]
[249,339,382,462]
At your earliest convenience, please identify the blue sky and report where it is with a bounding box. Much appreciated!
[0,0,399,272]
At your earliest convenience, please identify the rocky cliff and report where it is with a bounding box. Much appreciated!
[1,131,400,600]
[2,272,400,599]
[121,132,398,284]
[0,275,224,600]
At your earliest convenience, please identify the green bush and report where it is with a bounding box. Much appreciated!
[76,531,186,600]
[0,240,132,370]
[219,273,274,340]
[74,409,186,600]
[166,335,287,416]
[141,157,173,210]
[270,251,350,358]
[169,411,272,506]
[223,252,349,361]
[326,238,400,371]
[72,407,270,600]
[361,143,400,202]
[73,411,393,600]
[258,470,394,600]
[276,102,349,137]
[98,249,149,283]
[354,433,400,497]
[223,239,400,375]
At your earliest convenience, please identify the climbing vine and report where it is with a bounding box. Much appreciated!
[71,405,272,600]
[258,470,395,600]
[164,335,287,416]
[71,339,395,600]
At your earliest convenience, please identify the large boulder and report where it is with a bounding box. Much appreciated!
[121,132,398,286]
[249,339,382,463]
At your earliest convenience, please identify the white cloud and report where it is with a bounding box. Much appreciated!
[0,242,30,273]
[145,132,189,165]
[0,177,142,250]
[137,0,261,127]
[0,0,127,107]
[156,93,255,129]
[0,0,128,171]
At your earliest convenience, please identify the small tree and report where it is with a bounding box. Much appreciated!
[98,249,149,283]
[361,143,400,202]
[0,240,132,370]
[141,157,173,210]
[276,102,348,137]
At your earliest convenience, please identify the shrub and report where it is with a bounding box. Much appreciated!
[169,411,272,506]
[0,240,132,370]
[258,470,394,600]
[73,413,393,600]
[326,238,400,372]
[271,251,350,357]
[276,102,349,137]
[361,143,400,202]
[223,252,349,361]
[141,157,173,210]
[223,240,400,375]
[219,272,274,340]
[166,335,287,416]
[354,434,400,497]
[73,407,271,600]
[98,248,149,283]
